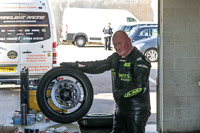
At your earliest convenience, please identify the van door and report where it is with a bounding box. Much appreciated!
[0,6,21,75]
[0,12,52,79]
[18,11,52,75]
[0,0,56,81]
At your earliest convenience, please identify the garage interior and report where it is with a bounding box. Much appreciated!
[0,0,200,132]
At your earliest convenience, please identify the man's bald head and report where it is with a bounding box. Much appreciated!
[113,30,129,41]
[112,30,133,58]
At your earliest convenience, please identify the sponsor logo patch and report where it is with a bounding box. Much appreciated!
[7,50,18,59]
[124,88,142,98]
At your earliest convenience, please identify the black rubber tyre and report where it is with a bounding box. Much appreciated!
[75,36,86,47]
[78,113,114,128]
[144,48,158,62]
[36,67,93,124]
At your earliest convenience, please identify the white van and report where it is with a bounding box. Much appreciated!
[61,8,139,47]
[0,0,57,84]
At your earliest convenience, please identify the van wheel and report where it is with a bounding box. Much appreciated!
[75,36,86,47]
[36,67,93,124]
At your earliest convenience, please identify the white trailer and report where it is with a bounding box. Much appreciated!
[61,8,139,47]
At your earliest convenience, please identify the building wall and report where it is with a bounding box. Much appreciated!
[161,0,200,132]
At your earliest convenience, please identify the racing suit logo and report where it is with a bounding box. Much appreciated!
[124,88,143,98]
[123,62,130,67]
[118,73,130,81]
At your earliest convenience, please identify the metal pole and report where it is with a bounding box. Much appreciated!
[20,67,29,125]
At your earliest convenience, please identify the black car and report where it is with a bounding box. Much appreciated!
[128,26,158,43]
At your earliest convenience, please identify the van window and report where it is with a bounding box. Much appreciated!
[0,12,50,43]
[127,17,137,22]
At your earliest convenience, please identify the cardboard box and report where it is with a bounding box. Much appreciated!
[0,126,18,133]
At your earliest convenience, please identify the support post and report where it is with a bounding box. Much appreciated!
[20,67,29,125]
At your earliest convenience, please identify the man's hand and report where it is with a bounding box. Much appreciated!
[60,61,86,68]
[78,63,85,68]
[60,62,78,68]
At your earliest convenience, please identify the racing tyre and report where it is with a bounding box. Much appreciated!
[75,36,86,47]
[36,67,93,124]
[78,113,114,128]
[144,48,158,62]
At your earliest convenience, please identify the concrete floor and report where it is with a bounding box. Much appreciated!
[0,86,156,132]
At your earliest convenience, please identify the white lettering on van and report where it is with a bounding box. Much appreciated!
[7,38,17,40]
[0,16,45,20]
[33,37,44,40]
[23,37,32,40]
[26,16,45,20]
[26,33,34,35]
[0,16,26,20]
[32,29,40,32]
[25,29,30,32]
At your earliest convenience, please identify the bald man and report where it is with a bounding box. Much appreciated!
[61,30,151,133]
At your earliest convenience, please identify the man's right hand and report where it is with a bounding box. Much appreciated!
[60,61,86,68]
[60,62,78,68]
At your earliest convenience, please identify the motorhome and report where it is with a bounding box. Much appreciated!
[61,8,139,47]
[0,0,57,84]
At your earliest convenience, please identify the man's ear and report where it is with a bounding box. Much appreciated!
[127,38,132,44]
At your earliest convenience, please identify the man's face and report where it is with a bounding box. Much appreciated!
[113,34,131,58]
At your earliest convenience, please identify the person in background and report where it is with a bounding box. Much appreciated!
[61,30,151,133]
[103,22,113,50]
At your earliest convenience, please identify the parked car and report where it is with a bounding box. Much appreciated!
[132,35,158,62]
[118,21,158,34]
[128,26,158,43]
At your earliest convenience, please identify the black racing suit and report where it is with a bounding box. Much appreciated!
[61,47,151,133]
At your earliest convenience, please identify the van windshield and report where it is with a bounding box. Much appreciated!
[127,17,137,22]
[0,12,50,43]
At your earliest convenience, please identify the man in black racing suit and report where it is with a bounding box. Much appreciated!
[61,31,151,133]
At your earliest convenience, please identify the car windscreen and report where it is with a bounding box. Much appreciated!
[0,12,50,43]
[118,25,125,30]
[124,26,134,32]
[128,27,137,37]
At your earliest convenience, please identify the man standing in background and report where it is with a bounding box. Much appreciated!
[103,22,113,50]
